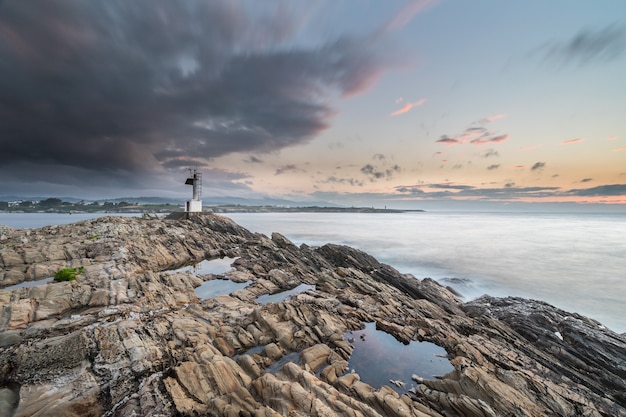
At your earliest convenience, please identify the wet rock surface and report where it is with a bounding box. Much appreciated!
[0,213,624,417]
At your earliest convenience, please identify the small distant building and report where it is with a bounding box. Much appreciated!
[185,169,202,212]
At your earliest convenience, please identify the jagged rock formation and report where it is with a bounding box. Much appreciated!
[0,214,624,417]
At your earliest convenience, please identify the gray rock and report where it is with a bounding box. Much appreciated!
[0,214,623,417]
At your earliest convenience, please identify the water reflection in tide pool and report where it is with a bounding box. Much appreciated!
[256,284,315,304]
[169,257,238,275]
[195,279,250,299]
[3,277,52,291]
[167,257,249,300]
[346,322,453,394]
[264,352,300,374]
[233,345,265,360]
[233,346,300,375]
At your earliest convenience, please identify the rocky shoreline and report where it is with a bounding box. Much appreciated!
[0,213,624,417]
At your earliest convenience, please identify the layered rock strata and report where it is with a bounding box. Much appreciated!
[0,214,623,417]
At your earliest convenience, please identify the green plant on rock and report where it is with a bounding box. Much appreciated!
[54,267,84,282]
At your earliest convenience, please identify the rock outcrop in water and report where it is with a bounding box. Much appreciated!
[0,214,624,417]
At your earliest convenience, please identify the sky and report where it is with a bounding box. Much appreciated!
[1,0,625,209]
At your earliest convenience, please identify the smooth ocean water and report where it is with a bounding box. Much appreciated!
[223,211,626,333]
[2,211,624,332]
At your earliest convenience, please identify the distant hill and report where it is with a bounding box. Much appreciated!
[0,195,86,203]
[103,196,341,207]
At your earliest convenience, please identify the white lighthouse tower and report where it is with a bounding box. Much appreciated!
[184,169,202,212]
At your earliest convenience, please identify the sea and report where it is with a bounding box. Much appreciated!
[1,211,624,333]
[224,211,626,334]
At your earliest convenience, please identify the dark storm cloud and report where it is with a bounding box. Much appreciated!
[563,184,626,197]
[470,134,508,145]
[542,24,626,66]
[0,0,401,183]
[436,136,461,145]
[395,183,561,200]
[361,164,385,180]
[396,183,474,195]
[361,163,400,181]
[436,122,509,147]
[275,165,300,176]
[531,162,546,171]
[313,177,626,205]
[482,149,500,158]
[321,176,364,187]
[245,156,264,164]
[429,183,474,191]
[394,182,626,201]
[395,186,425,195]
[161,158,210,170]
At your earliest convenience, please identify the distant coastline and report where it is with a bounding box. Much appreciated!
[0,198,424,215]
[0,204,425,230]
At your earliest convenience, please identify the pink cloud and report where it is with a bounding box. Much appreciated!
[395,97,403,103]
[390,98,427,116]
[437,123,509,147]
[608,135,618,141]
[436,132,509,146]
[612,147,626,152]
[460,127,486,140]
[383,0,438,32]
[561,138,585,145]
[480,114,507,123]
[470,134,509,145]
